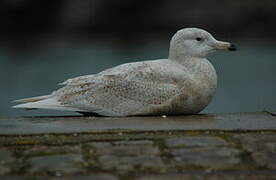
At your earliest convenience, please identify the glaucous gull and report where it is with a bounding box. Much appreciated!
[13,28,236,116]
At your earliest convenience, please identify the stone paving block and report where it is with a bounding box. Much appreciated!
[0,149,15,163]
[135,173,276,180]
[92,141,165,172]
[171,147,242,170]
[114,140,154,145]
[0,166,10,176]
[165,136,227,148]
[0,175,118,180]
[0,177,26,180]
[92,141,160,156]
[98,155,165,172]
[23,145,82,157]
[91,142,113,151]
[50,174,119,180]
[234,133,276,169]
[27,154,84,175]
[0,149,15,175]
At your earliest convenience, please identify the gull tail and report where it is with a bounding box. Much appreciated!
[13,95,51,103]
[12,95,85,112]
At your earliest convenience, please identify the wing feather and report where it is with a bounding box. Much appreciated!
[55,60,185,116]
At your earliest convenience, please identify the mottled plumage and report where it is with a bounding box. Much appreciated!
[13,28,236,116]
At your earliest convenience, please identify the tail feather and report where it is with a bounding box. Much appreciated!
[12,96,86,112]
[13,95,51,103]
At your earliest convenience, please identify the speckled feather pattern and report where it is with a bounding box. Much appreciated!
[54,58,217,116]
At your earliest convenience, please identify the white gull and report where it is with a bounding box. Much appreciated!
[13,28,236,116]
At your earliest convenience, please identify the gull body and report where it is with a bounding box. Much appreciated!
[13,28,236,116]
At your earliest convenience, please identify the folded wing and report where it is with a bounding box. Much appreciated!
[55,61,183,116]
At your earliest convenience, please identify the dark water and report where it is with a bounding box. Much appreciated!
[1,39,275,117]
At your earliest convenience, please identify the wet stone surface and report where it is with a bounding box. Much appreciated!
[1,132,276,179]
[92,141,160,156]
[0,149,15,175]
[134,173,276,180]
[23,145,82,156]
[91,141,165,173]
[233,133,276,169]
[171,147,242,170]
[1,112,276,134]
[28,154,84,175]
[98,155,165,172]
[0,113,276,179]
[165,136,227,148]
[165,136,243,171]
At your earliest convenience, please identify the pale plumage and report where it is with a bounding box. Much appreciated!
[13,28,236,116]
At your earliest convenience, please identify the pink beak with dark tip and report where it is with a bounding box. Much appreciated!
[213,41,237,51]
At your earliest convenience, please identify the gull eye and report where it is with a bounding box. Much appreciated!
[196,37,202,41]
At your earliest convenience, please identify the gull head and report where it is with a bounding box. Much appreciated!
[169,27,236,60]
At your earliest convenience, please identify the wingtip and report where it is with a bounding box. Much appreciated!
[11,95,51,104]
[12,104,23,108]
[58,82,66,86]
[11,103,37,110]
[12,99,25,103]
[11,105,17,108]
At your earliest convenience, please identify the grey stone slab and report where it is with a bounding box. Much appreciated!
[135,172,276,180]
[171,147,242,170]
[49,174,119,180]
[114,140,154,145]
[23,145,82,156]
[0,149,15,175]
[27,154,84,175]
[0,149,15,164]
[0,177,26,180]
[0,112,276,135]
[165,136,227,148]
[92,141,160,156]
[0,165,10,176]
[90,141,165,172]
[0,175,118,180]
[233,134,276,169]
[98,155,165,172]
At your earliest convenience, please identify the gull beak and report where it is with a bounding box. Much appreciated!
[212,41,237,51]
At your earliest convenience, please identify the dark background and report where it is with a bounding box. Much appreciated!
[0,0,275,116]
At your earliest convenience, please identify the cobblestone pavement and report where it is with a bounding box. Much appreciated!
[1,112,276,179]
[1,131,276,179]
